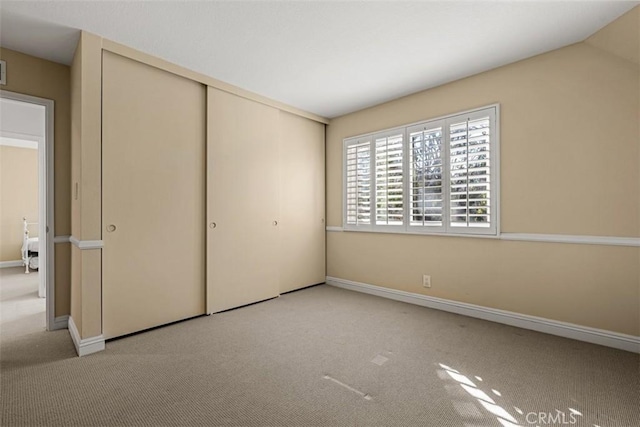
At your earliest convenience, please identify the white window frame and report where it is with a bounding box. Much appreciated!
[342,104,500,237]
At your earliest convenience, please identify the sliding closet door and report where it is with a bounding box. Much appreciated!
[102,51,206,339]
[279,112,326,293]
[207,87,280,313]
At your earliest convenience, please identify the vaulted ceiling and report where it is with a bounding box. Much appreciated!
[0,1,636,118]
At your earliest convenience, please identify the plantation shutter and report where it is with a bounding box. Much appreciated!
[342,105,497,236]
[374,131,404,226]
[345,138,372,226]
[408,120,444,229]
[448,111,494,232]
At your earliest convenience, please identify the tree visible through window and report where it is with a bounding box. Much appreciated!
[410,125,443,227]
[343,105,498,236]
[449,116,492,228]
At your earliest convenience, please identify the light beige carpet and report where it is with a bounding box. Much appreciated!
[1,284,638,426]
[0,267,45,341]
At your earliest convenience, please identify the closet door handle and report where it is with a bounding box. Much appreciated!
[209,222,217,229]
[106,224,117,233]
[273,221,278,226]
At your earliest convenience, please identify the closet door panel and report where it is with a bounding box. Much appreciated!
[279,112,326,293]
[207,87,280,313]
[102,51,206,339]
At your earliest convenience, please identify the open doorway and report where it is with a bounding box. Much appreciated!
[0,90,54,335]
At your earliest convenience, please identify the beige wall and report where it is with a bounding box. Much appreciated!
[70,32,103,339]
[0,48,71,317]
[0,145,38,261]
[326,8,639,335]
[586,6,639,66]
[70,37,82,334]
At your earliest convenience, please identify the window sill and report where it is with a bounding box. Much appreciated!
[328,226,499,239]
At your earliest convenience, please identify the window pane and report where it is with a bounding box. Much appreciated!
[345,140,371,225]
[409,126,442,227]
[449,117,491,228]
[375,133,403,225]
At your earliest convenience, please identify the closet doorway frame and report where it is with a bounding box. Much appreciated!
[0,90,56,331]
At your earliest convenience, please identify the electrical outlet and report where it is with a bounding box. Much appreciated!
[423,275,431,288]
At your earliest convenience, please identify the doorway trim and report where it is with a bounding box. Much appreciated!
[0,89,56,331]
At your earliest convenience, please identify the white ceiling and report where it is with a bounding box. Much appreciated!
[0,1,637,118]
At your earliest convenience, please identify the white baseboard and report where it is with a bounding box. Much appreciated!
[0,260,23,268]
[326,276,640,353]
[52,315,69,331]
[68,316,105,356]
